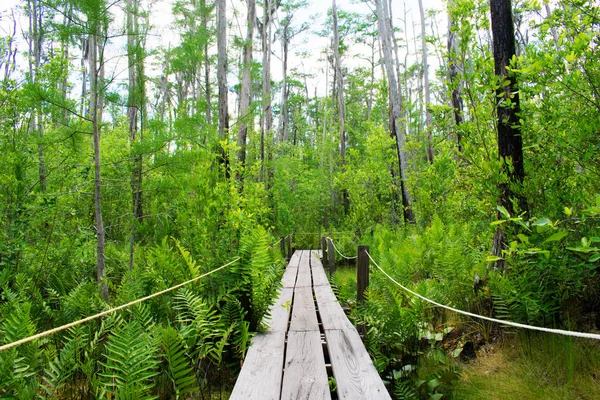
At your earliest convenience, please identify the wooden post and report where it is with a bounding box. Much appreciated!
[357,245,369,304]
[321,236,328,265]
[286,235,292,261]
[327,238,335,276]
[280,237,286,259]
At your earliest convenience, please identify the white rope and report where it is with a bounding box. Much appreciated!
[366,252,600,340]
[328,237,357,260]
[0,257,240,352]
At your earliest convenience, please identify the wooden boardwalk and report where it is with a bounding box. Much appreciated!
[230,250,390,400]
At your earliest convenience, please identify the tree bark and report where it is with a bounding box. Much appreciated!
[260,0,273,181]
[418,0,434,163]
[332,0,346,164]
[375,0,415,223]
[447,0,464,152]
[201,0,212,125]
[490,0,525,214]
[238,0,255,174]
[279,21,289,142]
[89,26,108,302]
[217,0,229,176]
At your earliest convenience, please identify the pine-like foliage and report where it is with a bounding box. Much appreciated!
[99,320,159,399]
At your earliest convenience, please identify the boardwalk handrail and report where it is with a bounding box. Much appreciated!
[365,250,600,340]
[0,257,241,352]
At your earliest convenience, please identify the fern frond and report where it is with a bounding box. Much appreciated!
[156,326,198,398]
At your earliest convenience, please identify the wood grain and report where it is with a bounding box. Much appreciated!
[289,286,319,332]
[325,329,391,400]
[263,287,293,332]
[281,331,331,400]
[229,331,286,400]
[296,250,312,287]
[310,253,330,287]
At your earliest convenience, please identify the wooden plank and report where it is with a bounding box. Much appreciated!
[310,253,329,287]
[281,331,331,400]
[313,285,338,304]
[318,302,354,331]
[325,329,391,400]
[282,267,298,288]
[289,250,302,268]
[263,287,293,332]
[230,331,286,400]
[296,251,312,287]
[289,286,319,332]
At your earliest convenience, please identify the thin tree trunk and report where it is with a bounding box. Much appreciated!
[376,0,415,223]
[201,0,211,125]
[90,26,108,302]
[418,0,434,163]
[217,0,229,176]
[238,0,255,173]
[447,0,464,152]
[260,0,273,181]
[279,24,289,142]
[332,0,345,164]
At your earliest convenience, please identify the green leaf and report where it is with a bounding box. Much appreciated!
[544,231,568,243]
[532,217,551,227]
[589,254,600,262]
[490,220,507,226]
[486,255,503,262]
[497,205,510,219]
[430,394,444,400]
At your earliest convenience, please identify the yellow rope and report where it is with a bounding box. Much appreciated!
[0,257,240,352]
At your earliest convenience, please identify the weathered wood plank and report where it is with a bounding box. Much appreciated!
[296,251,312,287]
[325,329,391,400]
[310,252,329,287]
[282,267,298,288]
[313,285,338,305]
[319,302,355,331]
[289,286,319,332]
[289,250,302,268]
[262,287,293,332]
[230,331,286,400]
[281,331,331,400]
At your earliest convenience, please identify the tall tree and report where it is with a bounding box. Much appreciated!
[237,0,255,173]
[490,0,526,270]
[418,0,434,163]
[217,0,229,174]
[447,0,464,152]
[88,7,109,301]
[375,0,415,223]
[490,0,525,212]
[27,0,47,192]
[331,0,346,163]
[127,0,146,270]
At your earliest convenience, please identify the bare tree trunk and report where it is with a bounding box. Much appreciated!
[279,23,289,142]
[28,0,47,192]
[201,0,211,125]
[447,0,464,152]
[490,0,526,270]
[418,0,434,163]
[259,0,273,181]
[238,0,255,173]
[217,0,229,176]
[89,26,108,302]
[332,0,345,164]
[376,0,415,223]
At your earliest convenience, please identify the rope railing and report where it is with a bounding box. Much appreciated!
[327,237,357,260]
[365,251,600,340]
[0,257,241,352]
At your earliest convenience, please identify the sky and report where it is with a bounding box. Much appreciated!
[0,0,447,113]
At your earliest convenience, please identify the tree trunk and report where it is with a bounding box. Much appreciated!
[260,0,273,181]
[332,0,345,164]
[90,27,108,302]
[447,0,464,152]
[418,0,434,163]
[217,0,229,176]
[201,0,211,126]
[375,0,415,223]
[279,23,289,142]
[238,0,255,174]
[490,0,525,213]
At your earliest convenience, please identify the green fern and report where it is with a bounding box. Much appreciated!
[99,320,159,399]
[394,380,419,400]
[156,326,198,398]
